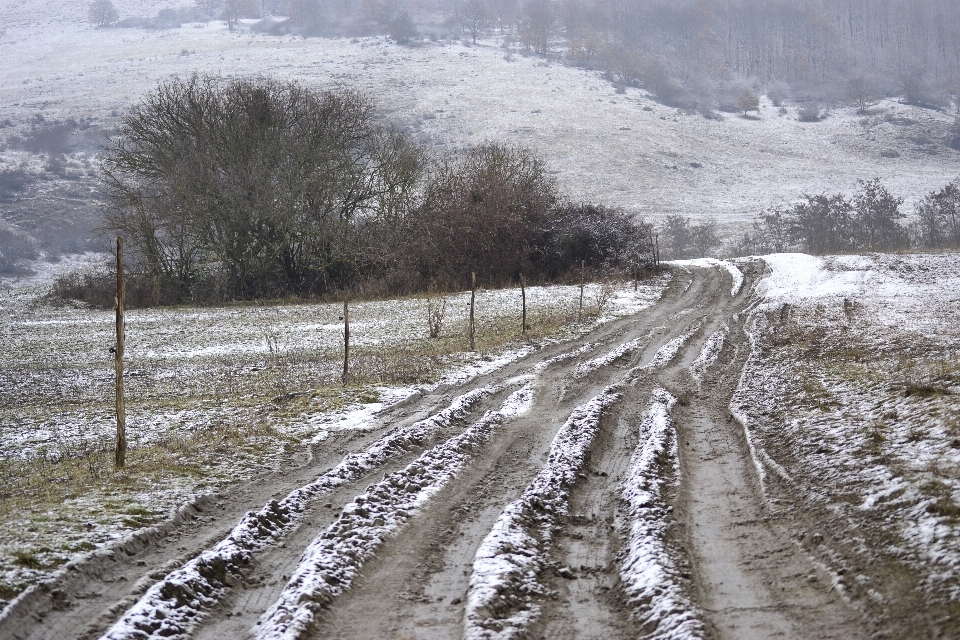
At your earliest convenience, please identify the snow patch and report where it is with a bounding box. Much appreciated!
[619,388,706,639]
[689,326,727,384]
[464,389,621,639]
[668,259,744,297]
[575,338,645,377]
[638,319,704,373]
[255,383,535,640]
[98,385,497,640]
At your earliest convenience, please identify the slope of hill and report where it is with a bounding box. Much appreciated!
[1,1,957,249]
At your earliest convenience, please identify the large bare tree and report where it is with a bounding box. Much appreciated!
[88,0,118,26]
[101,75,425,299]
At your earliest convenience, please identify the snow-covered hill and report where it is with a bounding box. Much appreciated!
[1,0,958,228]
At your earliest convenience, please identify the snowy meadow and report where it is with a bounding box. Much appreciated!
[0,259,668,603]
[735,252,960,618]
[1,1,958,235]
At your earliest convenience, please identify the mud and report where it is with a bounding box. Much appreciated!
[1,264,892,640]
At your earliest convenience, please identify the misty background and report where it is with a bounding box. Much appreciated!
[1,0,959,279]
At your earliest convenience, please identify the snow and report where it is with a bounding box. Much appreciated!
[689,327,727,385]
[619,388,705,640]
[668,259,744,296]
[531,343,595,374]
[730,317,770,498]
[254,383,535,640]
[306,387,418,444]
[99,384,498,640]
[638,319,703,372]
[464,389,621,640]
[436,347,536,387]
[575,337,645,377]
[755,253,860,304]
[735,251,960,601]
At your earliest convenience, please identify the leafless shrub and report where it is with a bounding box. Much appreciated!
[426,283,447,338]
[595,280,615,315]
[0,225,38,274]
[798,102,821,122]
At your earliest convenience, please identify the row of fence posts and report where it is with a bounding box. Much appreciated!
[110,237,659,470]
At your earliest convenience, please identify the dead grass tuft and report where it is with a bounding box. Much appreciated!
[12,550,42,569]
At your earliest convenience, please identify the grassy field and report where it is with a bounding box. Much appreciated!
[0,260,669,603]
[734,252,960,614]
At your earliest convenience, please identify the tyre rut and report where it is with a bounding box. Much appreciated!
[670,269,870,640]
[7,263,869,640]
[301,271,718,640]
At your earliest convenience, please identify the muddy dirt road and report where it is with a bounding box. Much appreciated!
[0,265,871,640]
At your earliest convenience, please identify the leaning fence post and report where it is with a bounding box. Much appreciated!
[115,237,126,470]
[342,292,350,383]
[520,273,527,334]
[469,272,476,351]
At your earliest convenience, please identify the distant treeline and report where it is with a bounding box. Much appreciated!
[92,1,960,113]
[744,177,960,256]
[81,75,651,307]
[397,0,959,112]
[658,177,960,259]
[552,0,960,111]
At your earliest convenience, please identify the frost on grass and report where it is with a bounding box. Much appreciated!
[689,326,727,385]
[1,258,668,598]
[735,252,960,602]
[619,388,705,640]
[464,390,621,640]
[254,383,535,640]
[99,385,497,640]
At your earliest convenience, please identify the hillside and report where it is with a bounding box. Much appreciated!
[1,1,958,257]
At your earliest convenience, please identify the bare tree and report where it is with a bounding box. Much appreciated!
[947,117,960,151]
[286,0,322,26]
[852,178,907,251]
[662,215,692,259]
[88,0,119,26]
[100,75,425,301]
[456,0,490,44]
[691,220,719,257]
[845,74,876,113]
[487,0,517,32]
[518,0,555,55]
[735,88,760,115]
[196,0,223,17]
[915,180,960,249]
[222,0,258,30]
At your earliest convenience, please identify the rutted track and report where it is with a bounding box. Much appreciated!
[1,265,872,640]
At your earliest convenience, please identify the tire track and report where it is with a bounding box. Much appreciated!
[99,386,502,640]
[464,313,708,639]
[15,263,868,640]
[672,268,869,640]
[617,388,705,640]
[463,388,623,640]
[254,383,535,640]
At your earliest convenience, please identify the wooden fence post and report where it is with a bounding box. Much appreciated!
[342,292,350,383]
[115,237,126,470]
[520,273,527,334]
[578,260,585,321]
[654,233,661,271]
[634,252,639,290]
[469,272,476,351]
